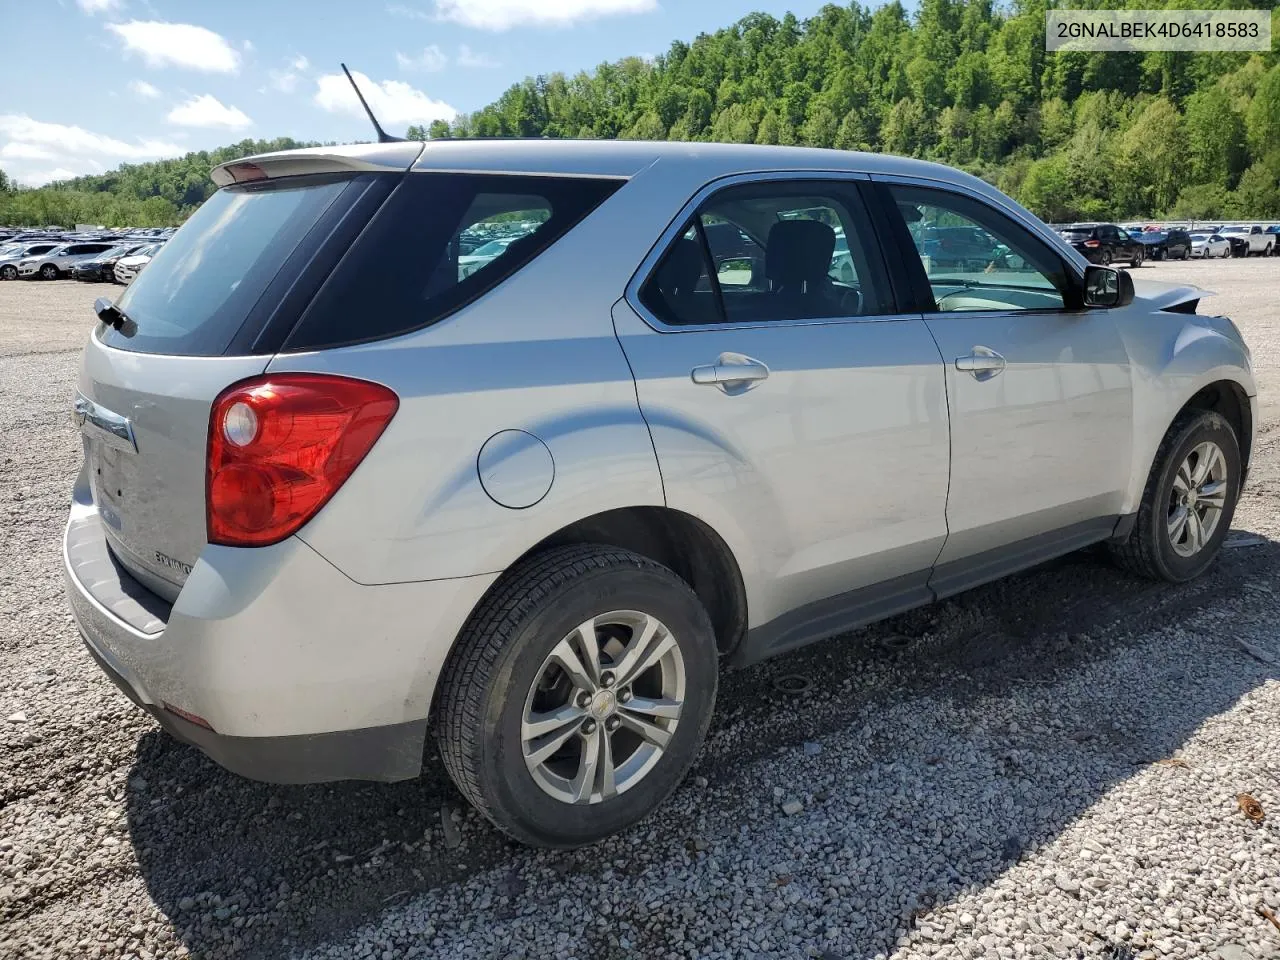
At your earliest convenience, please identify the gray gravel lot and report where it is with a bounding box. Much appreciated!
[1,261,1279,960]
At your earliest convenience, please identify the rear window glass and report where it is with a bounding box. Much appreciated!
[100,175,354,355]
[284,173,622,351]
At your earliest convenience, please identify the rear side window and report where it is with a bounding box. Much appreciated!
[103,174,356,355]
[285,173,622,351]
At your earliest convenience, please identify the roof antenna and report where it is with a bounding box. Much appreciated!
[341,63,403,143]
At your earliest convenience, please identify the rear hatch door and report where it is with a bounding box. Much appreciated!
[78,167,398,601]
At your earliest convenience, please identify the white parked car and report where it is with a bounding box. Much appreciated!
[1190,233,1231,258]
[113,242,164,285]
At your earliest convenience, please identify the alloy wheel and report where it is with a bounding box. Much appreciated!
[521,610,686,805]
[1167,441,1229,558]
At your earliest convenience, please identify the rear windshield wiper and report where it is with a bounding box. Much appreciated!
[94,297,137,335]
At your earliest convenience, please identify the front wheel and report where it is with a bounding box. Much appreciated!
[437,545,718,848]
[1131,249,1144,268]
[0,265,15,281]
[1109,410,1241,583]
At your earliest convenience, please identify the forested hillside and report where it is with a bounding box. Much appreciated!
[0,138,315,227]
[411,0,1280,221]
[3,1,1279,227]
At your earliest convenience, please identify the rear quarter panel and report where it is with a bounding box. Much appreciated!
[265,170,717,585]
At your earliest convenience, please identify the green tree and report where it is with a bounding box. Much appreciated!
[1232,154,1280,218]
[1183,87,1246,189]
[1170,183,1231,221]
[1245,66,1280,159]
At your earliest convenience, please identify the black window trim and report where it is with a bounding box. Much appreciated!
[626,170,910,334]
[867,173,1091,317]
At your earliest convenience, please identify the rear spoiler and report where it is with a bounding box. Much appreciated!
[210,142,425,187]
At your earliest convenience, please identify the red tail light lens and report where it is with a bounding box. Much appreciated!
[1083,240,1101,248]
[207,374,399,547]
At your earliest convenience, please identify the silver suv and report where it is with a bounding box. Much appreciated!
[66,140,1256,847]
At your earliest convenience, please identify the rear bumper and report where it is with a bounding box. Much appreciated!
[64,472,498,783]
[79,631,427,783]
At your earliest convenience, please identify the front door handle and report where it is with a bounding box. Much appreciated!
[691,353,770,394]
[955,346,1006,382]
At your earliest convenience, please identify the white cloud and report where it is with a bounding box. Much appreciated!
[167,94,253,129]
[128,79,161,99]
[107,21,240,73]
[77,0,122,13]
[0,142,60,161]
[386,4,432,20]
[314,71,457,126]
[269,55,311,93]
[457,44,500,68]
[397,45,449,72]
[433,0,656,30]
[0,114,184,186]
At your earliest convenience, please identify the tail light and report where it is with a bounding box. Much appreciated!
[207,374,399,547]
[1083,240,1101,248]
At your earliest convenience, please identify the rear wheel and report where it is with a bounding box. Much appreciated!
[0,265,15,281]
[1109,410,1241,583]
[437,545,718,848]
[1100,249,1113,266]
[40,264,58,280]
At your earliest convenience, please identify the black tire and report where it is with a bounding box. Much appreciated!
[40,264,58,280]
[0,265,15,281]
[1182,247,1191,261]
[1108,410,1241,583]
[1100,249,1113,266]
[1131,249,1144,268]
[436,544,718,848]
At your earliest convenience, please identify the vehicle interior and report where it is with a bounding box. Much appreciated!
[645,191,883,326]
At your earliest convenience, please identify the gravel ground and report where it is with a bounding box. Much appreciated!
[1,261,1279,960]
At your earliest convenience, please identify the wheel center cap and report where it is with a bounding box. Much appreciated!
[590,690,617,719]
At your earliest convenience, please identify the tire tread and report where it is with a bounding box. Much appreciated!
[436,544,677,837]
[1108,409,1231,581]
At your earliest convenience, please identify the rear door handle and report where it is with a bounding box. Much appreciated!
[691,353,770,394]
[955,346,1006,382]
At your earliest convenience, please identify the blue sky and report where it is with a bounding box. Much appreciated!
[2,0,854,186]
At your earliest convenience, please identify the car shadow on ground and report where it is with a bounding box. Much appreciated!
[124,533,1280,959]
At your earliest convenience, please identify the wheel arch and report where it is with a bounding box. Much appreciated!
[516,506,749,658]
[1178,379,1252,471]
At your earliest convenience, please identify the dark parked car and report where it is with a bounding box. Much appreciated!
[71,244,143,282]
[1128,228,1192,261]
[1059,223,1144,266]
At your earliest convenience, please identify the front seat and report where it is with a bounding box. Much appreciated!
[765,220,844,319]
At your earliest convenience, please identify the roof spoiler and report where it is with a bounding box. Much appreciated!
[210,142,425,187]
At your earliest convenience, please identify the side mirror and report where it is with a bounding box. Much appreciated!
[1083,265,1134,308]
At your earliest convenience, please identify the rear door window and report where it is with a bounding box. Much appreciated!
[285,173,622,351]
[640,179,892,327]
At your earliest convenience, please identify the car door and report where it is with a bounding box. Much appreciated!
[614,174,951,653]
[873,179,1133,598]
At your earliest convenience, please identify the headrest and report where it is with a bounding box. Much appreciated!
[766,220,836,287]
[657,237,705,297]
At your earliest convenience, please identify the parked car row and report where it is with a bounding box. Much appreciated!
[0,236,167,283]
[1056,222,1277,266]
